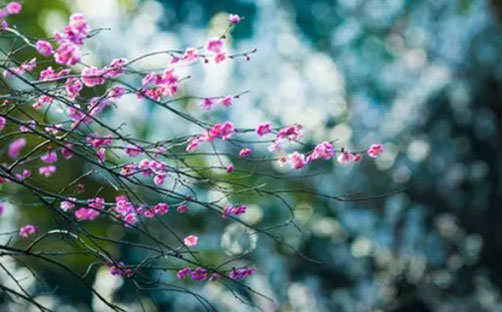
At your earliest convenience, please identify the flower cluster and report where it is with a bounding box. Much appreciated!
[0,2,22,29]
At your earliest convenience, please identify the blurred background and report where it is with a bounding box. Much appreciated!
[1,0,502,311]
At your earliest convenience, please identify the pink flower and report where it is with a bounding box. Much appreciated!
[104,58,127,78]
[60,199,75,211]
[367,144,384,158]
[184,235,198,247]
[68,13,90,40]
[219,95,233,107]
[0,116,6,131]
[239,148,252,157]
[81,66,105,87]
[277,124,303,141]
[61,144,73,160]
[228,14,241,25]
[54,42,81,66]
[124,212,138,226]
[41,151,57,164]
[308,141,335,162]
[32,95,53,110]
[153,174,166,185]
[352,153,362,162]
[337,151,353,164]
[191,267,207,281]
[223,204,247,218]
[210,273,220,282]
[199,98,215,110]
[35,40,53,57]
[182,47,199,62]
[206,38,224,54]
[177,204,187,213]
[255,122,271,136]
[125,144,143,157]
[214,52,227,64]
[19,224,37,238]
[229,267,255,280]
[65,78,83,100]
[177,267,191,279]
[288,152,307,170]
[8,138,26,159]
[153,203,169,215]
[15,169,31,181]
[96,148,106,164]
[6,2,22,15]
[108,86,126,100]
[39,165,56,177]
[226,163,234,173]
[109,262,131,277]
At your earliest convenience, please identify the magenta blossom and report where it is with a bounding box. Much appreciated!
[255,122,272,136]
[184,235,198,247]
[39,165,56,177]
[191,267,208,281]
[177,267,191,279]
[228,14,241,25]
[6,2,22,15]
[35,40,53,57]
[239,148,252,157]
[19,224,38,238]
[8,137,26,159]
[41,151,57,164]
[367,144,384,158]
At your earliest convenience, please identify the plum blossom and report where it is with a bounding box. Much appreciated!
[307,141,335,162]
[41,151,57,164]
[288,152,307,169]
[214,52,227,64]
[219,95,233,107]
[0,116,6,131]
[35,40,53,56]
[228,14,241,25]
[6,2,22,15]
[19,224,37,238]
[60,199,76,211]
[184,235,198,247]
[177,204,187,213]
[177,267,191,279]
[223,204,247,218]
[239,148,252,157]
[226,163,234,173]
[81,66,105,87]
[4,58,36,77]
[8,137,26,159]
[104,58,127,78]
[61,144,73,160]
[206,38,224,54]
[191,267,207,281]
[54,42,81,66]
[15,169,31,181]
[125,144,143,157]
[199,98,215,110]
[182,48,199,62]
[109,262,132,277]
[367,144,384,158]
[337,150,354,164]
[65,78,83,100]
[255,122,271,136]
[153,203,169,215]
[39,165,56,177]
[229,267,255,280]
